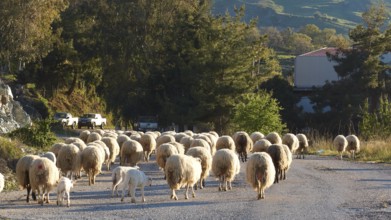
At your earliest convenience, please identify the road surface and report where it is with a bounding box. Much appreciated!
[0,154,390,220]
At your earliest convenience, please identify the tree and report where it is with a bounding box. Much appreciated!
[232,91,286,134]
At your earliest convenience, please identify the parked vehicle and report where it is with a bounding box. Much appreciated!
[78,113,107,129]
[53,112,78,129]
[136,115,158,132]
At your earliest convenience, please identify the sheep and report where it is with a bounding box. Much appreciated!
[65,137,87,151]
[111,165,140,197]
[139,133,157,162]
[250,131,264,143]
[296,133,309,159]
[193,134,213,151]
[282,133,299,154]
[87,132,102,143]
[101,137,120,165]
[156,134,176,148]
[79,130,90,143]
[117,134,131,149]
[120,169,152,203]
[56,144,80,178]
[165,154,202,200]
[167,141,185,155]
[203,133,218,155]
[211,149,241,191]
[16,154,40,203]
[41,152,56,164]
[184,130,194,137]
[120,140,144,166]
[0,172,4,193]
[189,139,211,155]
[186,147,212,189]
[281,144,293,177]
[129,133,141,142]
[208,131,219,138]
[215,135,236,151]
[174,132,189,143]
[233,131,253,162]
[245,152,276,199]
[91,140,111,170]
[29,157,60,205]
[156,143,179,176]
[180,136,194,152]
[253,139,272,152]
[266,144,288,183]
[346,135,360,160]
[265,132,282,144]
[333,135,348,160]
[80,146,105,185]
[50,143,67,158]
[56,177,74,207]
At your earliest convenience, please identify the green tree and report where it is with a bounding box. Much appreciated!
[232,91,286,134]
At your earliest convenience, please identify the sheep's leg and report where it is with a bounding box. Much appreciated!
[120,182,127,202]
[26,187,31,203]
[130,184,136,203]
[228,180,232,190]
[261,188,265,199]
[202,179,205,188]
[170,189,178,200]
[218,176,223,191]
[185,185,189,200]
[66,191,70,207]
[46,189,50,203]
[257,180,261,200]
[191,185,196,198]
[141,186,146,203]
[37,188,43,205]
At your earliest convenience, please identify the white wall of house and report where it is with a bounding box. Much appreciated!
[294,50,339,90]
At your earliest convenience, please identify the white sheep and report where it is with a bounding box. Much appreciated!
[266,144,288,183]
[101,137,120,165]
[189,138,211,155]
[265,132,282,144]
[86,132,102,143]
[120,140,144,166]
[56,144,80,178]
[120,169,152,203]
[211,149,240,191]
[232,131,253,162]
[80,146,105,185]
[156,134,176,148]
[281,144,293,178]
[282,133,299,154]
[29,157,60,205]
[139,133,157,162]
[16,154,40,203]
[296,133,309,159]
[0,172,4,193]
[174,132,189,143]
[79,130,90,143]
[245,152,276,199]
[41,152,56,164]
[50,143,67,158]
[333,135,348,160]
[56,177,74,207]
[91,140,111,170]
[215,135,236,151]
[253,139,272,152]
[203,133,218,156]
[250,131,264,143]
[167,141,185,155]
[156,143,179,176]
[65,137,87,151]
[186,147,212,189]
[111,165,140,197]
[117,134,131,149]
[180,136,194,153]
[165,154,202,200]
[346,135,360,160]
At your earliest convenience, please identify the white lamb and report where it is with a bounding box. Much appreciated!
[120,169,152,203]
[333,135,348,160]
[111,165,140,197]
[165,154,202,200]
[56,177,74,207]
[346,135,360,160]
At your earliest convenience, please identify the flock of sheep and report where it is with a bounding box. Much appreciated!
[0,129,360,206]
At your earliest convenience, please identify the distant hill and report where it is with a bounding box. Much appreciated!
[212,0,391,34]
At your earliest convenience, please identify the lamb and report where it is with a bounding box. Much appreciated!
[266,144,288,183]
[215,135,236,151]
[79,130,90,143]
[156,143,179,175]
[250,131,264,143]
[120,169,152,203]
[0,172,4,193]
[265,132,282,144]
[41,152,56,164]
[253,139,272,152]
[56,177,74,207]
[139,133,157,162]
[282,133,299,154]
[101,137,120,165]
[333,135,348,160]
[80,146,105,185]
[56,144,80,178]
[29,157,60,205]
[346,134,360,160]
[16,154,40,202]
[111,165,140,197]
[120,140,144,166]
[245,152,276,199]
[296,133,309,159]
[165,154,202,200]
[211,149,241,191]
[186,147,212,189]
[232,131,253,162]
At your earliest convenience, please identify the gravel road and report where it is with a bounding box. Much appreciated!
[0,154,390,220]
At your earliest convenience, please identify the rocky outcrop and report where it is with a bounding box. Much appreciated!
[0,79,31,133]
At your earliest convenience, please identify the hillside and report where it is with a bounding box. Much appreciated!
[212,0,391,34]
